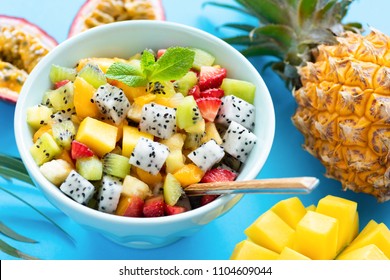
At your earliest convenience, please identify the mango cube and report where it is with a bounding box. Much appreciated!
[244,210,295,253]
[293,211,339,260]
[336,244,388,260]
[277,247,311,260]
[316,195,358,251]
[230,240,279,260]
[338,222,390,259]
[73,76,101,119]
[75,117,118,157]
[271,197,307,229]
[121,125,153,158]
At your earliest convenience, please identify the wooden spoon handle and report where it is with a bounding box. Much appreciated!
[184,177,319,196]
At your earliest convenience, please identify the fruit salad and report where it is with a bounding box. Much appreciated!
[26,46,258,218]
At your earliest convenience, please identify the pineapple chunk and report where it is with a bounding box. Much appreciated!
[230,240,279,260]
[306,204,316,211]
[244,210,295,254]
[270,197,307,229]
[201,122,222,145]
[293,211,339,260]
[337,222,390,259]
[73,76,100,119]
[316,195,358,251]
[277,247,311,260]
[121,125,153,158]
[75,117,118,157]
[336,244,388,260]
[165,149,185,174]
[122,175,151,200]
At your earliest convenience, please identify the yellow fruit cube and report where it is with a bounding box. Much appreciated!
[338,222,390,259]
[135,167,163,187]
[75,117,118,157]
[336,244,388,260]
[121,126,153,158]
[173,164,204,187]
[270,197,307,229]
[306,204,316,211]
[73,76,101,119]
[316,195,358,251]
[230,240,279,260]
[165,149,185,174]
[293,211,339,260]
[244,210,295,254]
[277,247,311,260]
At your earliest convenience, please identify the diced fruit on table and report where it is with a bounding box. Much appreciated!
[27,46,258,218]
[231,195,390,260]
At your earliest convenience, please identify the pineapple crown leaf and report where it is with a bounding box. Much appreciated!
[249,24,296,51]
[202,1,256,16]
[0,238,39,260]
[220,23,257,32]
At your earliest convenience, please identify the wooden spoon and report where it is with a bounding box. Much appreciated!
[184,177,319,196]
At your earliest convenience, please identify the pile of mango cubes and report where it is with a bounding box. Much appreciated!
[231,195,390,260]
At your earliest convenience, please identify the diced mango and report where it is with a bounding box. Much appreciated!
[111,80,147,102]
[73,76,101,119]
[230,240,279,260]
[244,210,295,254]
[293,211,339,260]
[277,247,311,260]
[338,222,390,259]
[316,195,358,252]
[336,244,388,260]
[75,117,118,157]
[121,126,154,158]
[173,164,204,187]
[271,197,307,229]
[33,125,52,143]
[135,167,163,187]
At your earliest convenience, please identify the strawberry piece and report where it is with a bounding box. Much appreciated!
[157,49,166,59]
[198,66,227,91]
[71,140,94,160]
[201,167,237,183]
[117,195,144,217]
[143,195,165,217]
[54,80,70,89]
[200,168,237,206]
[200,88,224,99]
[196,97,222,122]
[165,204,187,215]
[188,85,201,99]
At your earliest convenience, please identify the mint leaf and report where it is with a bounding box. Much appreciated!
[106,62,147,87]
[141,49,157,78]
[149,47,195,81]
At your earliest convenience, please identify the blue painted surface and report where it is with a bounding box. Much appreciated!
[1,0,389,260]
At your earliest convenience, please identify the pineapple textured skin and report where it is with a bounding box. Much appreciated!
[293,30,390,202]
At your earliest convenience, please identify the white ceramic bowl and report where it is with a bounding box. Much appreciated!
[14,21,275,249]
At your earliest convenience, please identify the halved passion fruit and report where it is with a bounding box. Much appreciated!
[68,0,165,38]
[0,16,58,103]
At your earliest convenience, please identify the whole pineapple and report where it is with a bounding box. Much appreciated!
[211,0,390,201]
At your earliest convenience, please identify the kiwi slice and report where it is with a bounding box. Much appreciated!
[51,120,76,150]
[78,63,107,89]
[148,80,176,97]
[26,104,53,130]
[50,64,77,83]
[76,155,103,181]
[47,82,75,112]
[221,78,256,104]
[102,153,131,179]
[163,173,184,206]
[176,95,202,130]
[30,132,62,166]
[190,48,215,70]
[174,71,198,96]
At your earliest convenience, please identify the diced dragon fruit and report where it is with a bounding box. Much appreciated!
[215,95,255,131]
[139,102,177,139]
[98,175,123,214]
[187,139,225,172]
[60,170,95,204]
[93,84,130,124]
[221,121,257,162]
[129,137,170,175]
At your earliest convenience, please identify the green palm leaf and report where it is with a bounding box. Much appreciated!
[0,239,39,260]
[0,222,37,243]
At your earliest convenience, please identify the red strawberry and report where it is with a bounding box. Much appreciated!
[201,168,237,183]
[188,85,201,99]
[143,195,165,217]
[157,49,166,59]
[196,97,222,122]
[54,80,70,89]
[200,168,237,206]
[71,140,94,160]
[165,204,187,215]
[117,195,144,217]
[200,88,224,99]
[198,66,227,91]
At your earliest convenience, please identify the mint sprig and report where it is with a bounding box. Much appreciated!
[106,47,195,87]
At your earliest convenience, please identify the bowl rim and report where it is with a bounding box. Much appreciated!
[14,20,275,226]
